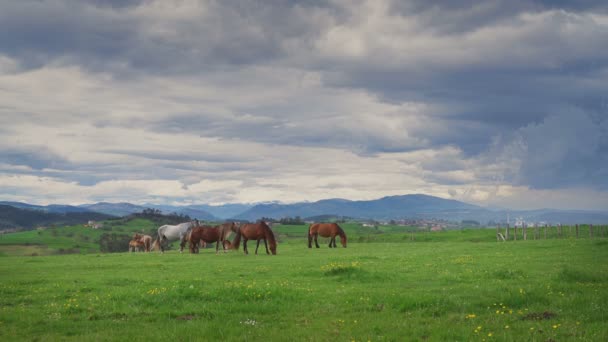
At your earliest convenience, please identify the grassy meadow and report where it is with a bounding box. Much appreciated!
[0,222,607,341]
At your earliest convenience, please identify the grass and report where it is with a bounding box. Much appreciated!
[1,232,607,341]
[0,218,157,255]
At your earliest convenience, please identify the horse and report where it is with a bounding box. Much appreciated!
[128,239,145,252]
[155,220,199,253]
[308,222,347,248]
[188,222,238,254]
[232,221,277,255]
[133,233,153,252]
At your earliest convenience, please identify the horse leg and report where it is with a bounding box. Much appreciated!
[314,233,320,248]
[308,233,312,248]
[243,239,249,255]
[215,240,220,254]
[255,240,260,255]
[263,239,269,255]
[332,235,337,248]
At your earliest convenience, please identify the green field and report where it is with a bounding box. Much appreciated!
[1,222,607,341]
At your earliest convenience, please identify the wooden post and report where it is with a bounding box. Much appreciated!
[514,224,518,241]
[576,224,579,239]
[505,223,509,241]
[544,224,547,239]
[523,223,527,241]
[559,224,562,239]
[590,224,593,239]
[496,224,500,242]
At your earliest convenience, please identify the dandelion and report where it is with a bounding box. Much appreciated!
[488,332,493,337]
[504,325,509,329]
[465,314,476,319]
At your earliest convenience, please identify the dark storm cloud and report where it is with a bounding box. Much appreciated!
[0,146,70,170]
[0,0,335,74]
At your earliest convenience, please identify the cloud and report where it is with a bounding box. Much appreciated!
[0,1,606,210]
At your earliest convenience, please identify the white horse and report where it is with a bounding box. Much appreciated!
[154,220,199,253]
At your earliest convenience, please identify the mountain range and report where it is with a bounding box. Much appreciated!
[2,194,608,229]
[0,204,114,230]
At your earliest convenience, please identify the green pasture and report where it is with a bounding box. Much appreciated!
[0,218,156,256]
[1,233,607,341]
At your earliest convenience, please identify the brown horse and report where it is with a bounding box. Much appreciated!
[128,239,145,252]
[189,222,238,254]
[232,221,277,255]
[308,223,347,248]
[133,233,153,252]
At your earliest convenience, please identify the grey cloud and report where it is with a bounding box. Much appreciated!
[1,0,607,202]
[0,146,70,170]
[514,112,608,189]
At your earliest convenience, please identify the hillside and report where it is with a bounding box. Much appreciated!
[0,205,115,231]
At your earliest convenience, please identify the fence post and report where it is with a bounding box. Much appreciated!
[544,224,547,239]
[496,224,500,242]
[523,223,528,240]
[505,223,509,241]
[514,224,518,241]
[590,224,593,239]
[576,224,579,239]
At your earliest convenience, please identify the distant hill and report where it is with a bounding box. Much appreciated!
[78,202,149,217]
[182,204,253,219]
[0,204,115,231]
[0,201,93,214]
[78,202,219,221]
[144,204,219,221]
[233,194,482,221]
[3,195,607,226]
[233,194,608,224]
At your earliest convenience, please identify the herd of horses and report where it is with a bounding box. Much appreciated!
[127,221,347,254]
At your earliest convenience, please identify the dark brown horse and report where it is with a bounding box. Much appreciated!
[308,223,347,248]
[232,221,277,255]
[189,222,237,254]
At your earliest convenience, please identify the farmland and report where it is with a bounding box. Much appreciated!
[0,221,607,341]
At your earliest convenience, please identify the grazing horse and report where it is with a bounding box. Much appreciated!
[188,222,238,254]
[128,239,145,252]
[232,221,277,255]
[308,223,347,248]
[155,220,199,253]
[133,233,153,252]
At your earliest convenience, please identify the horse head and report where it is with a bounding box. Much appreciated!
[340,234,347,248]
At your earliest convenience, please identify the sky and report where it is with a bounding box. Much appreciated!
[0,0,607,210]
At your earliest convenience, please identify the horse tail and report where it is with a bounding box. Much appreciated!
[232,230,242,250]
